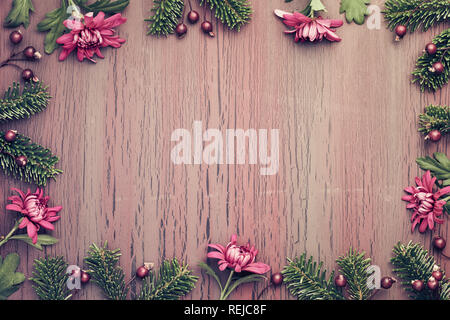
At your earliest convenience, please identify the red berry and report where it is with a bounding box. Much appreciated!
[432,270,444,282]
[271,272,283,286]
[175,23,188,37]
[427,277,439,290]
[334,274,347,287]
[9,30,23,45]
[136,265,149,279]
[411,279,424,292]
[21,69,34,81]
[80,270,91,284]
[427,130,442,142]
[187,11,200,24]
[433,236,446,250]
[201,21,213,33]
[4,130,17,143]
[23,46,36,59]
[425,43,437,55]
[431,62,444,74]
[395,25,407,39]
[380,276,396,289]
[15,155,27,167]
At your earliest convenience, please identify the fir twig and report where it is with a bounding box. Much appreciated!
[391,241,444,300]
[30,256,71,300]
[418,105,450,136]
[0,132,62,186]
[383,0,450,32]
[282,254,345,300]
[145,0,184,36]
[137,259,198,300]
[412,29,450,92]
[336,248,373,300]
[0,82,50,123]
[199,0,252,31]
[84,242,128,300]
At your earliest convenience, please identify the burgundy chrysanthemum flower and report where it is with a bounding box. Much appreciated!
[402,171,450,233]
[6,188,62,244]
[274,10,343,42]
[207,234,271,274]
[56,11,126,62]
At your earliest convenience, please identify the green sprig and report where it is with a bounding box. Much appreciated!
[4,0,35,28]
[30,256,71,300]
[138,259,198,300]
[412,28,450,92]
[0,132,62,186]
[199,0,252,31]
[0,82,50,123]
[145,0,184,36]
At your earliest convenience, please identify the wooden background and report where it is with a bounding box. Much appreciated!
[0,0,448,300]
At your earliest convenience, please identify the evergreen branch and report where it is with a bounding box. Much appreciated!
[418,105,450,136]
[145,0,184,36]
[199,0,252,31]
[137,259,198,300]
[412,28,450,92]
[84,242,128,300]
[4,0,35,28]
[0,132,62,186]
[441,281,450,300]
[336,248,373,300]
[383,0,450,32]
[282,254,345,300]
[0,82,50,123]
[391,241,440,300]
[29,256,71,300]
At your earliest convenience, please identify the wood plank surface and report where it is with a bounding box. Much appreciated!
[0,0,448,300]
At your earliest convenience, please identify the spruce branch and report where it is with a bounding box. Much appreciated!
[30,256,71,300]
[412,28,450,92]
[418,105,450,136]
[0,132,62,186]
[199,0,252,31]
[84,242,128,300]
[0,82,50,123]
[391,241,445,300]
[137,259,198,300]
[336,248,373,300]
[145,0,184,36]
[282,254,345,300]
[383,0,450,32]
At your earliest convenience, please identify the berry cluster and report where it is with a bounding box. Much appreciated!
[1,30,42,82]
[175,10,215,38]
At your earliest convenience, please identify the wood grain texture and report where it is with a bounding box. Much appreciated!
[0,0,448,300]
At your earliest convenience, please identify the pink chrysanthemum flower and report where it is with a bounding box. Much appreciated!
[56,11,126,62]
[274,10,343,42]
[207,234,271,274]
[6,188,62,244]
[402,171,450,233]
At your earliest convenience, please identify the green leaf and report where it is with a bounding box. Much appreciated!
[10,234,59,251]
[301,0,327,17]
[339,0,370,25]
[73,0,129,14]
[0,253,25,300]
[198,262,223,292]
[416,152,450,185]
[4,0,34,28]
[37,0,69,54]
[222,274,265,300]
